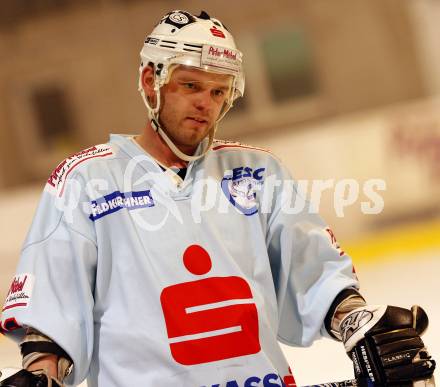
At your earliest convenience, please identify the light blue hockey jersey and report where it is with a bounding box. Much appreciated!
[1,134,359,387]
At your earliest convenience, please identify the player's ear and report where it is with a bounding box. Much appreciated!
[141,65,156,100]
[141,65,158,108]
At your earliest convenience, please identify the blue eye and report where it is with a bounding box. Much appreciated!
[184,82,196,89]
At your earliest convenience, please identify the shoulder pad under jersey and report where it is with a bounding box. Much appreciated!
[45,143,115,197]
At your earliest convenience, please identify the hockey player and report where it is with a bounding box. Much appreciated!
[0,10,436,387]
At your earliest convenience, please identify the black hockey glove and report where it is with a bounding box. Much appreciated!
[0,369,61,387]
[340,304,436,386]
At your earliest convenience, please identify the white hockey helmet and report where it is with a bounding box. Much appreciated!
[139,10,244,161]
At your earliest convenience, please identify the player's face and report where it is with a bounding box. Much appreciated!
[158,66,232,151]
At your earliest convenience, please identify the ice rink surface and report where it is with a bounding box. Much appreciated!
[1,252,438,386]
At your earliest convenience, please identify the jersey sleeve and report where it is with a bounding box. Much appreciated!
[265,161,359,347]
[1,171,97,385]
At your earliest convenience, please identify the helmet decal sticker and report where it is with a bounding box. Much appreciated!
[210,25,226,39]
[161,11,196,29]
[145,37,159,45]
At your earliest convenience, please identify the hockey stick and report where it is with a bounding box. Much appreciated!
[301,375,436,386]
[0,370,434,387]
[301,380,362,387]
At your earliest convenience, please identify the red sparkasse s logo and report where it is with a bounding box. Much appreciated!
[210,25,225,38]
[160,245,261,365]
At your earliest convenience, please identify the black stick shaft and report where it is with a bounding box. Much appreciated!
[301,379,369,386]
[301,377,435,387]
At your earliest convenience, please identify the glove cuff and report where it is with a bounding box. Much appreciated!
[324,288,366,340]
[21,328,72,382]
[339,304,387,351]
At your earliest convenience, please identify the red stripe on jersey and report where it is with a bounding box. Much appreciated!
[2,303,28,311]
[59,152,113,196]
[212,144,272,154]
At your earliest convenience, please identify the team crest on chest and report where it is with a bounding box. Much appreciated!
[221,166,265,216]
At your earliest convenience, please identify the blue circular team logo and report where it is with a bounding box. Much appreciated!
[221,166,265,216]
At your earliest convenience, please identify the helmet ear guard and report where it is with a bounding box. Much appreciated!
[138,10,244,162]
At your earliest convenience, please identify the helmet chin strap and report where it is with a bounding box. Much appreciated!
[140,84,218,163]
[138,69,233,163]
[150,117,215,162]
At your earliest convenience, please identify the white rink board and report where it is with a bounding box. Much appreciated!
[1,253,438,386]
